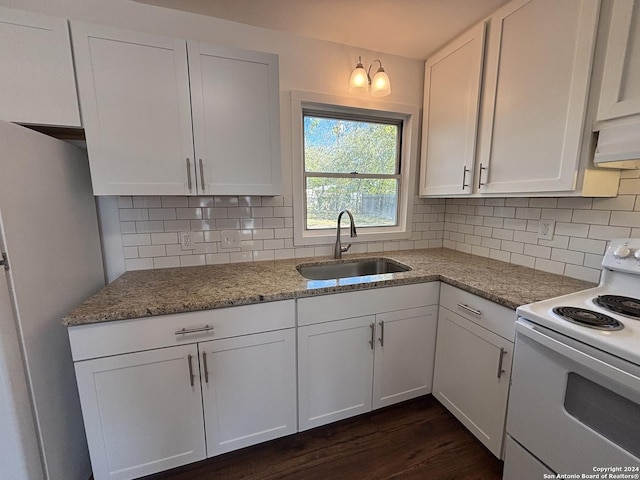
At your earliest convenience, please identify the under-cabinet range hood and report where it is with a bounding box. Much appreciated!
[594,122,640,169]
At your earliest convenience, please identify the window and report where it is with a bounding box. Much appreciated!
[292,91,419,247]
[303,112,402,229]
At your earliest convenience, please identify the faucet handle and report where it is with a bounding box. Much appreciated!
[341,244,352,253]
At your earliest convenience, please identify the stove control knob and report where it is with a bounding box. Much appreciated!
[613,245,632,258]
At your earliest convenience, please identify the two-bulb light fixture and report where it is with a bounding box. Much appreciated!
[348,56,391,97]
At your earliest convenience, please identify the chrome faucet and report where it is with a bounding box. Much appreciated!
[334,209,357,259]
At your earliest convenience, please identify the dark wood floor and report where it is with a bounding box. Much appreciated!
[144,395,503,480]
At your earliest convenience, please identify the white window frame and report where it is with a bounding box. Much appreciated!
[292,90,418,247]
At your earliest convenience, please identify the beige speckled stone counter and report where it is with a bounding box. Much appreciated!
[63,248,595,326]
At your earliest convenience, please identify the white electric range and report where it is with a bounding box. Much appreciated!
[503,238,640,478]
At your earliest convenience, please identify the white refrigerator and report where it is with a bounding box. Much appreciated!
[0,120,105,480]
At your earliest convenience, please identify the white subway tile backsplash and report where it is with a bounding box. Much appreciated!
[188,196,214,207]
[164,220,191,232]
[149,208,177,221]
[122,233,151,247]
[138,245,166,258]
[557,197,593,209]
[524,244,551,259]
[136,221,164,233]
[503,218,527,231]
[510,253,535,268]
[117,196,133,208]
[568,237,606,255]
[515,207,541,220]
[179,255,206,266]
[534,257,564,275]
[161,196,189,208]
[610,211,640,227]
[214,196,239,208]
[151,232,178,244]
[154,256,180,269]
[572,209,609,225]
[490,249,511,262]
[563,264,601,283]
[115,179,639,286]
[555,222,589,238]
[119,209,149,221]
[551,248,584,266]
[588,225,632,241]
[176,208,202,220]
[125,258,153,270]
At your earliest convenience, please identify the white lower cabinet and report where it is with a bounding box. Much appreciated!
[433,284,515,458]
[200,329,297,456]
[297,283,440,431]
[74,345,206,480]
[70,301,296,480]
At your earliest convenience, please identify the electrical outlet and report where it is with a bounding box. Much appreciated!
[221,230,241,249]
[537,219,556,240]
[179,231,196,250]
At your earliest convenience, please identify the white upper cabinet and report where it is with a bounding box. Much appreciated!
[597,0,640,122]
[72,23,195,195]
[0,7,80,127]
[420,0,619,197]
[477,0,600,194]
[72,22,281,196]
[420,22,486,196]
[189,43,281,195]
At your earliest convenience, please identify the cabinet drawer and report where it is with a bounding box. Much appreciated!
[69,300,295,361]
[440,283,515,340]
[297,283,440,326]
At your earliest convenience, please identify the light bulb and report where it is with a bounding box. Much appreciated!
[370,68,391,97]
[349,58,369,94]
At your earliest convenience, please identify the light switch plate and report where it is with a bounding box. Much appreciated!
[221,230,241,249]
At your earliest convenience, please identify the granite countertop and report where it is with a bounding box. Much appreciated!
[63,248,596,326]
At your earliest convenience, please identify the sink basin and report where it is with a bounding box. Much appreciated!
[296,258,412,280]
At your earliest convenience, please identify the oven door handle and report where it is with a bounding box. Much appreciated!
[517,321,640,390]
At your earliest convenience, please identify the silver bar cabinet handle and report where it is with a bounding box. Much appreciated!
[478,162,487,189]
[198,158,205,192]
[457,303,482,316]
[461,166,470,190]
[378,321,384,347]
[497,348,507,379]
[369,323,375,350]
[186,158,193,192]
[187,354,195,387]
[202,351,209,384]
[175,325,214,336]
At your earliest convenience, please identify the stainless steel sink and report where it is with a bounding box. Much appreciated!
[296,258,411,280]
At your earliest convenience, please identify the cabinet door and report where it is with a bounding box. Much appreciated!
[477,0,600,194]
[432,307,512,458]
[372,306,438,409]
[200,329,297,457]
[420,22,485,196]
[298,316,375,431]
[0,7,80,126]
[74,345,205,480]
[597,0,640,121]
[189,42,281,196]
[72,23,195,195]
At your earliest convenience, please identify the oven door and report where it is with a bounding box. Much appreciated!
[507,319,640,473]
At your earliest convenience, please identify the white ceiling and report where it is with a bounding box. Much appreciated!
[132,0,509,60]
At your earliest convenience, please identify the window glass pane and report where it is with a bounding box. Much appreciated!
[305,177,398,229]
[303,115,399,174]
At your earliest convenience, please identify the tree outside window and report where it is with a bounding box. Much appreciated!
[303,112,402,230]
